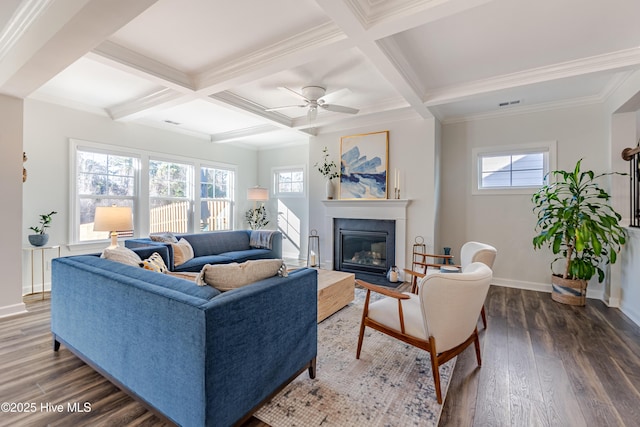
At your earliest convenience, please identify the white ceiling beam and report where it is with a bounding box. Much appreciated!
[316,0,433,118]
[209,124,281,143]
[90,41,194,92]
[208,91,293,128]
[107,88,193,121]
[194,22,353,94]
[350,0,499,40]
[0,0,159,98]
[424,47,640,106]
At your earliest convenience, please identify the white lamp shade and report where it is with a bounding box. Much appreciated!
[247,186,268,201]
[93,206,133,232]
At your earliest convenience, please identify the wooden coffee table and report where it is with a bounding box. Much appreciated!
[317,269,355,322]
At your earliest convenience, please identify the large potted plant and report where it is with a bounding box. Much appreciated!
[532,159,626,305]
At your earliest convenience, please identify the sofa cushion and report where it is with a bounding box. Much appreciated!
[221,248,274,263]
[101,246,142,267]
[180,231,250,257]
[173,255,235,272]
[172,238,195,267]
[196,259,287,291]
[140,252,169,273]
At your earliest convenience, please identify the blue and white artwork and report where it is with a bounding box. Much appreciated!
[339,131,388,199]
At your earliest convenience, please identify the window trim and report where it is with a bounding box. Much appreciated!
[472,141,557,195]
[272,165,306,198]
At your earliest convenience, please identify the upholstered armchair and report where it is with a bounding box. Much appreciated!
[405,241,497,328]
[356,262,493,404]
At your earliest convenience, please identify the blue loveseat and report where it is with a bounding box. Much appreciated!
[125,230,282,272]
[51,245,317,427]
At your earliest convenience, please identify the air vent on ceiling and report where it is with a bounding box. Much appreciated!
[163,119,181,125]
[498,100,521,107]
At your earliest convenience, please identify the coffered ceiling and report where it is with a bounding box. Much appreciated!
[2,0,640,148]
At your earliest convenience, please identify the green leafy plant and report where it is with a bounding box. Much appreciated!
[532,160,626,282]
[315,146,340,180]
[29,211,58,235]
[245,205,269,230]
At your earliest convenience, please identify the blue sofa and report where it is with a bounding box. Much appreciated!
[125,230,282,272]
[51,246,317,427]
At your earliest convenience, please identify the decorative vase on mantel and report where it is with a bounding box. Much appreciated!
[326,179,335,200]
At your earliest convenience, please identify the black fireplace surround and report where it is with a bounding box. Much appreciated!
[334,218,395,279]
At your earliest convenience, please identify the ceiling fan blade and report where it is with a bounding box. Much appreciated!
[318,88,351,104]
[279,86,310,102]
[321,104,359,114]
[265,104,307,112]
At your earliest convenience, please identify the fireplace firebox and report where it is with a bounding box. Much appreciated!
[334,218,395,279]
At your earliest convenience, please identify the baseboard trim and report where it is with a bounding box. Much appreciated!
[491,277,603,300]
[620,304,640,327]
[0,302,28,319]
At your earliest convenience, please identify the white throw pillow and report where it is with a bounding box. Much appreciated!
[171,238,195,267]
[196,259,287,291]
[139,252,168,273]
[101,246,142,267]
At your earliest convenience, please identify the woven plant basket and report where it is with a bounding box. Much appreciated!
[551,275,587,306]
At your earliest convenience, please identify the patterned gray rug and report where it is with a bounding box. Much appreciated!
[255,289,455,427]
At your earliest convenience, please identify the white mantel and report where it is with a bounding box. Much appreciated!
[321,199,411,271]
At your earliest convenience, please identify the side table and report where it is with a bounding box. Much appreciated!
[23,244,61,300]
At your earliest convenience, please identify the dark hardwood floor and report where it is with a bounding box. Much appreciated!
[2,286,639,426]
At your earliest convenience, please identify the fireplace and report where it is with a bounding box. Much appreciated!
[334,218,395,279]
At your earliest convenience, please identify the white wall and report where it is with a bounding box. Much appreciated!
[22,99,258,294]
[308,117,438,272]
[257,143,309,260]
[0,95,26,317]
[441,104,609,296]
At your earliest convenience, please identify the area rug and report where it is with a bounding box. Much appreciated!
[255,289,455,427]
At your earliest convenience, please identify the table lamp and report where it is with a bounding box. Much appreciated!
[93,206,133,249]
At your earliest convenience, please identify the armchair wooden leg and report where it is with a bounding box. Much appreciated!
[473,328,482,367]
[429,336,443,404]
[356,318,366,359]
[480,305,487,329]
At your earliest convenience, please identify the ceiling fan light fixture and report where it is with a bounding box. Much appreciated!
[308,105,318,121]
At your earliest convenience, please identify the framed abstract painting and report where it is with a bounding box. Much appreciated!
[339,130,389,199]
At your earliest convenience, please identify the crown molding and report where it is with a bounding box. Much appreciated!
[195,22,349,92]
[209,124,279,143]
[425,47,640,106]
[441,94,604,125]
[0,0,52,63]
[91,40,194,91]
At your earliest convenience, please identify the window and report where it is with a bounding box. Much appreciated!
[273,167,305,197]
[71,139,237,246]
[75,148,138,242]
[473,141,556,195]
[200,166,234,231]
[149,159,193,233]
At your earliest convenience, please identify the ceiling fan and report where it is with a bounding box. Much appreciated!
[265,86,359,121]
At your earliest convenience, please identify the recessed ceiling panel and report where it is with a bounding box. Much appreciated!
[392,0,640,91]
[231,48,399,119]
[31,57,163,109]
[432,71,619,121]
[141,99,267,135]
[109,0,330,74]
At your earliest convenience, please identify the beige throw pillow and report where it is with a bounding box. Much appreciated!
[196,259,287,291]
[101,246,142,267]
[171,238,195,267]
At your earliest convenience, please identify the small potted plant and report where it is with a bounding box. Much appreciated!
[532,160,626,305]
[28,211,58,246]
[315,146,340,199]
[245,205,269,230]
